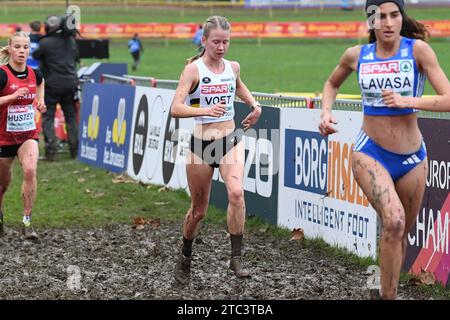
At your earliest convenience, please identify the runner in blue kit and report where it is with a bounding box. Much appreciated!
[170,16,262,286]
[319,0,450,299]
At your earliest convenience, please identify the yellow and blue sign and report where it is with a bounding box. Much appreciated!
[79,83,135,173]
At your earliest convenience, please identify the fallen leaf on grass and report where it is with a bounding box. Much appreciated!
[85,189,91,194]
[112,174,138,184]
[77,178,86,183]
[92,192,105,198]
[154,202,168,206]
[147,218,161,228]
[132,216,161,230]
[408,270,436,286]
[133,216,146,226]
[290,228,304,241]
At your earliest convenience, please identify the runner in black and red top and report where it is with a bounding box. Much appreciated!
[0,31,46,241]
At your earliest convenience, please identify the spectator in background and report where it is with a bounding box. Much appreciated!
[32,15,79,161]
[27,20,42,70]
[192,24,204,52]
[128,33,143,71]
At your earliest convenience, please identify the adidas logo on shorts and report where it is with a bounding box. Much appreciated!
[402,154,421,165]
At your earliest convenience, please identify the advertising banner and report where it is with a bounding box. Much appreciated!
[78,83,135,173]
[127,86,193,190]
[4,20,449,39]
[404,118,450,288]
[278,108,377,258]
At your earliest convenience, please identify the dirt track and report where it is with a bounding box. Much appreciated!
[0,222,433,300]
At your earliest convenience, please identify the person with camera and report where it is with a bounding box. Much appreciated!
[32,15,79,160]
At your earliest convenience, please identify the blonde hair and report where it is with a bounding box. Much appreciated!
[186,16,231,65]
[0,31,30,65]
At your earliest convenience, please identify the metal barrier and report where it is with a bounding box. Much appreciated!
[251,92,450,119]
[122,75,178,89]
[100,74,135,86]
[123,75,156,87]
[154,79,179,90]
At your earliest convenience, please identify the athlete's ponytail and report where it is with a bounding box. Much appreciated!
[185,16,230,65]
[0,31,30,65]
[0,46,9,65]
[186,47,205,65]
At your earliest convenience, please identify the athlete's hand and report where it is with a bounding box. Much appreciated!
[241,105,262,131]
[33,99,47,113]
[319,111,338,136]
[12,87,29,99]
[207,100,227,118]
[382,90,411,108]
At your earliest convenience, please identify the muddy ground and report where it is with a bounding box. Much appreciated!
[0,222,434,300]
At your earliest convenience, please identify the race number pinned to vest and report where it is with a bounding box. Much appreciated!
[6,104,36,132]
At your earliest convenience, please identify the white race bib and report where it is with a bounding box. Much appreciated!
[6,104,36,132]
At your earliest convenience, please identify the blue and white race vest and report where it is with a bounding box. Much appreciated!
[358,37,426,116]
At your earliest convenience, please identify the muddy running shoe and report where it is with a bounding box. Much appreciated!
[229,256,251,278]
[369,288,382,300]
[174,255,192,286]
[22,221,39,242]
[0,211,4,237]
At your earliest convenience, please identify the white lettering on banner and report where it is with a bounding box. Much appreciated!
[408,208,450,254]
[81,142,97,161]
[134,134,144,156]
[426,160,450,190]
[164,139,175,164]
[82,122,87,138]
[103,146,125,168]
[294,136,327,190]
[105,126,112,143]
[243,135,273,198]
[294,199,370,239]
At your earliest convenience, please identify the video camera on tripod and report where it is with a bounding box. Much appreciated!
[44,13,79,37]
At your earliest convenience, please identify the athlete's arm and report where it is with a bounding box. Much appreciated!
[170,62,226,119]
[0,86,30,106]
[231,61,261,131]
[383,40,450,111]
[319,45,359,136]
[34,77,46,113]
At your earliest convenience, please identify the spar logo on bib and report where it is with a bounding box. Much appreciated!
[361,61,400,75]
